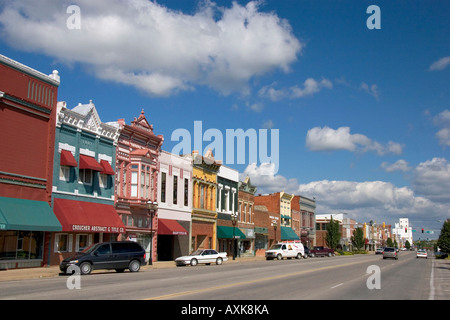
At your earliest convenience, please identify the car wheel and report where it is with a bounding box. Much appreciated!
[328,252,332,257]
[80,262,92,275]
[277,254,282,260]
[129,260,141,272]
[190,258,198,266]
[310,253,315,258]
[216,257,223,265]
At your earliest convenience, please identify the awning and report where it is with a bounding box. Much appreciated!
[217,225,246,239]
[53,198,125,233]
[0,197,62,232]
[60,150,78,167]
[158,219,188,236]
[79,154,103,171]
[281,226,300,240]
[99,160,115,175]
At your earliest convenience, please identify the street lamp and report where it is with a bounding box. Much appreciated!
[231,211,238,260]
[147,200,158,265]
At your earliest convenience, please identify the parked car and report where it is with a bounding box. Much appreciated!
[303,246,309,258]
[375,247,384,254]
[382,247,398,260]
[309,246,335,257]
[60,241,146,275]
[175,249,228,266]
[416,249,428,259]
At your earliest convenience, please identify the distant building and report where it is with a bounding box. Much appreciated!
[392,217,413,248]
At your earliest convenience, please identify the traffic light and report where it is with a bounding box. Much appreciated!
[422,228,424,233]
[405,228,407,232]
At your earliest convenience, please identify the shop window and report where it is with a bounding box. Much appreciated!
[54,233,73,253]
[161,172,166,203]
[184,178,189,206]
[76,234,92,252]
[173,175,178,205]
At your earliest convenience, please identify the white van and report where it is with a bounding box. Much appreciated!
[265,241,305,260]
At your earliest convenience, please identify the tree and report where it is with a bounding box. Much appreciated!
[326,217,341,250]
[351,227,365,251]
[437,219,450,254]
[405,240,411,250]
[386,238,394,247]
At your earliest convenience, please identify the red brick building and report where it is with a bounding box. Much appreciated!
[0,54,62,268]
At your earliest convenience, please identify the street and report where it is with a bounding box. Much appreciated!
[0,250,447,302]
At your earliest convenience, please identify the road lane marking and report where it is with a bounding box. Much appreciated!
[429,259,435,300]
[143,259,372,300]
[331,283,344,289]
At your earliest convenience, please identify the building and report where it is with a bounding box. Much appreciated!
[50,100,124,265]
[254,192,299,243]
[0,54,62,269]
[237,176,257,257]
[111,110,163,263]
[216,165,241,258]
[392,218,413,248]
[299,196,316,247]
[157,150,191,261]
[191,149,221,251]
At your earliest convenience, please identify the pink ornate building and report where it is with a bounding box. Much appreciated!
[111,110,163,263]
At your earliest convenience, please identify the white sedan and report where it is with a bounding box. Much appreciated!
[175,249,228,266]
[416,249,428,259]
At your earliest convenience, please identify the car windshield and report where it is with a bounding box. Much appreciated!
[81,243,101,254]
[190,250,204,256]
[269,244,283,250]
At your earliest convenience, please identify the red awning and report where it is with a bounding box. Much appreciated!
[53,198,125,233]
[79,154,103,171]
[158,219,188,236]
[99,160,115,175]
[60,150,78,167]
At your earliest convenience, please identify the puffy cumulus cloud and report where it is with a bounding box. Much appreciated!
[242,162,449,224]
[305,126,403,155]
[258,78,332,101]
[0,0,302,96]
[412,157,450,203]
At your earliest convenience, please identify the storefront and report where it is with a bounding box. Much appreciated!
[50,197,125,265]
[0,197,62,269]
[156,218,189,261]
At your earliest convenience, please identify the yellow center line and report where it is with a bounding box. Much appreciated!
[143,259,368,300]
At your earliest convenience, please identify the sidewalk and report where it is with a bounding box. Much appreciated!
[0,256,265,282]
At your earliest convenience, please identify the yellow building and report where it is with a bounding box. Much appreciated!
[191,149,221,251]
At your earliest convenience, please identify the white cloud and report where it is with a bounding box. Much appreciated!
[381,159,411,172]
[0,0,302,96]
[258,77,333,101]
[242,162,449,224]
[360,82,380,100]
[305,126,403,155]
[429,56,450,71]
[433,109,450,146]
[412,157,450,203]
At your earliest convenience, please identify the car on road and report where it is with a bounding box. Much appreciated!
[416,249,428,259]
[265,241,306,260]
[175,249,228,266]
[375,247,384,255]
[309,246,335,257]
[382,247,398,260]
[60,241,146,275]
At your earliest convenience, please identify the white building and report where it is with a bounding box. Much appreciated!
[392,218,413,248]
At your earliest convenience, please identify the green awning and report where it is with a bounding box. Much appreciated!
[217,226,246,239]
[281,226,299,240]
[0,197,62,232]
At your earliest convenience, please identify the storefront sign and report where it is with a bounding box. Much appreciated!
[72,224,124,233]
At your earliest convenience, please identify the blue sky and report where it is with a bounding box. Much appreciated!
[1,0,449,239]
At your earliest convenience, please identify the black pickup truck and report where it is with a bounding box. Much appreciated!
[309,246,335,257]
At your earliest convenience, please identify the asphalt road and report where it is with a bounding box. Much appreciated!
[0,251,438,301]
